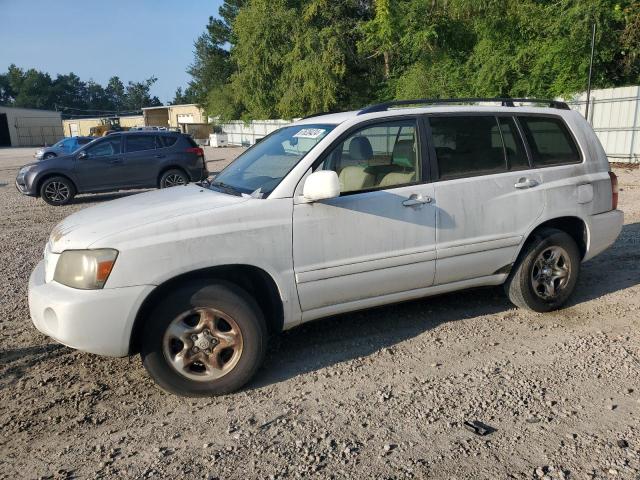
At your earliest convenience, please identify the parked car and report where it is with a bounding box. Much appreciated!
[34,136,95,160]
[128,126,168,132]
[16,131,208,205]
[28,99,623,396]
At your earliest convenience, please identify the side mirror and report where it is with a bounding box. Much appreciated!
[303,170,340,202]
[77,151,88,160]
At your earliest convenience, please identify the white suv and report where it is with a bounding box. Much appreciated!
[28,99,623,396]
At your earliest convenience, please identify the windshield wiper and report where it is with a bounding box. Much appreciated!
[210,181,243,196]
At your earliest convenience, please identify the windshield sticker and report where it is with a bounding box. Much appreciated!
[293,128,326,139]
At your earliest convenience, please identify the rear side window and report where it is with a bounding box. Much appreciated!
[430,116,506,180]
[159,135,178,148]
[126,134,157,153]
[518,116,580,166]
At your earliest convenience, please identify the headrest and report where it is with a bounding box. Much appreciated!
[392,139,415,168]
[348,136,373,161]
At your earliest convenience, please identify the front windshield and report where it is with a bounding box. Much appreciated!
[53,139,67,148]
[211,124,334,197]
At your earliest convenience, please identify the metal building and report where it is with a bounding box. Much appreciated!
[0,106,63,147]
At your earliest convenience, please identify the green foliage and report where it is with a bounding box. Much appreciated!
[0,65,162,113]
[189,0,640,118]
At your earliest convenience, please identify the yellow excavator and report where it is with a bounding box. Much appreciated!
[89,117,130,137]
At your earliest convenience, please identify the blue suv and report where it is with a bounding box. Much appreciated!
[17,131,208,206]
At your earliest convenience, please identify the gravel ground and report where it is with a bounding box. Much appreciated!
[0,147,639,480]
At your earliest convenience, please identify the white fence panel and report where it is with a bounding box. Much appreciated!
[565,86,640,163]
[217,119,292,147]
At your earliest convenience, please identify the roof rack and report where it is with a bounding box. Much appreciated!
[357,98,570,115]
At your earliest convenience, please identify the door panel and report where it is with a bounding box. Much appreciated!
[293,184,437,311]
[122,134,162,186]
[74,137,124,191]
[435,172,544,284]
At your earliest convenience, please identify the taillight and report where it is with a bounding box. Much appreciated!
[186,147,204,156]
[609,171,618,210]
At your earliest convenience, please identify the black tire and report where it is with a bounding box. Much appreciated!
[504,228,581,312]
[43,152,56,160]
[159,169,189,188]
[39,176,75,206]
[141,282,267,397]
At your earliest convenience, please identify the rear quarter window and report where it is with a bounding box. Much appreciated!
[518,116,580,166]
[159,135,179,148]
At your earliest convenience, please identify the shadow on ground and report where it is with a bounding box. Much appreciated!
[253,222,640,389]
[0,343,68,389]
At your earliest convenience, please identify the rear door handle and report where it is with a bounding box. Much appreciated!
[155,154,165,159]
[514,178,539,189]
[402,194,433,207]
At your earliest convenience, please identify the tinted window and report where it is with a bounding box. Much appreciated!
[499,118,529,170]
[431,116,506,180]
[184,135,199,148]
[519,116,580,166]
[77,137,92,145]
[318,120,419,193]
[159,135,178,148]
[126,134,157,153]
[86,137,121,157]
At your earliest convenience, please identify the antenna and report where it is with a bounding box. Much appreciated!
[585,22,596,121]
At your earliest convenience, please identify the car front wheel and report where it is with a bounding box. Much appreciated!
[40,176,75,206]
[504,228,581,312]
[141,282,267,396]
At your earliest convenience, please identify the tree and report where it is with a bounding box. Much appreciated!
[105,76,126,112]
[124,76,162,110]
[187,0,245,105]
[171,86,197,105]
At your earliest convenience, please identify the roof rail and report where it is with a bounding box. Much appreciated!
[357,98,570,115]
[301,110,349,120]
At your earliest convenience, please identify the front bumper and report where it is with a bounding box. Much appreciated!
[28,260,154,357]
[584,209,624,261]
[15,179,37,196]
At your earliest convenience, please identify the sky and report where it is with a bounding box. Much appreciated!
[0,0,223,104]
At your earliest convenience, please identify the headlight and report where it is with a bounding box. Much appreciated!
[53,249,118,289]
[18,165,34,177]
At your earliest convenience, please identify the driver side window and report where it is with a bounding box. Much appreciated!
[318,120,420,194]
[86,137,121,157]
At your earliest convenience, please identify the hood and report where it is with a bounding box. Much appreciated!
[48,185,248,252]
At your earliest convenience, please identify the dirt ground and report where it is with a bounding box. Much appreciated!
[0,147,639,480]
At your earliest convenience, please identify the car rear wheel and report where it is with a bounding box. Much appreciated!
[159,169,188,188]
[141,282,267,396]
[504,228,580,312]
[40,176,75,206]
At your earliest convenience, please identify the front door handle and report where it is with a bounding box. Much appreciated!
[109,158,123,165]
[514,178,539,189]
[402,194,433,207]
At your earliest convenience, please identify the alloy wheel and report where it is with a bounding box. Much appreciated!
[162,308,244,381]
[531,246,571,300]
[44,181,70,203]
[163,174,187,187]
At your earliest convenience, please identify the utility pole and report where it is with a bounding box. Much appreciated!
[585,22,596,121]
